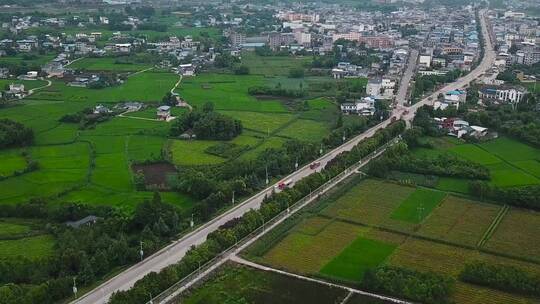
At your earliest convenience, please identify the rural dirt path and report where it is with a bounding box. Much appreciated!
[170,74,193,111]
[128,67,154,78]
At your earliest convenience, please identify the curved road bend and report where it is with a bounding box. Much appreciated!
[73,9,495,304]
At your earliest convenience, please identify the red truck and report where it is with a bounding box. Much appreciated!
[276,179,293,190]
[309,162,321,170]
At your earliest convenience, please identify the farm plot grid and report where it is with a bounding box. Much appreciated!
[245,178,540,304]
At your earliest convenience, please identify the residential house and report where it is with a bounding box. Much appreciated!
[340,96,376,116]
[178,64,195,76]
[157,105,171,120]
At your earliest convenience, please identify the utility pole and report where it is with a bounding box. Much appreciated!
[295,157,298,170]
[342,131,346,143]
[319,143,323,155]
[265,165,269,185]
[139,241,144,261]
[232,190,235,205]
[72,277,78,299]
[190,213,194,228]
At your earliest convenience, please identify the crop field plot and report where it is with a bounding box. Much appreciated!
[484,162,540,187]
[453,282,538,304]
[300,98,339,122]
[0,220,31,238]
[0,79,49,91]
[319,237,396,283]
[435,176,471,193]
[178,263,348,304]
[0,234,55,260]
[177,74,287,112]
[126,135,165,162]
[389,237,476,277]
[219,110,295,134]
[387,232,540,304]
[0,54,55,66]
[416,196,500,247]
[0,143,90,204]
[390,188,446,223]
[412,136,540,188]
[238,136,287,160]
[0,149,27,177]
[510,159,540,178]
[448,144,501,165]
[277,119,332,142]
[262,221,367,275]
[33,71,178,103]
[294,216,333,236]
[240,53,312,76]
[479,137,540,162]
[69,57,152,71]
[484,208,540,262]
[320,179,417,232]
[169,139,226,166]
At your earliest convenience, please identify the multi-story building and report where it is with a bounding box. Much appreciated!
[479,85,528,104]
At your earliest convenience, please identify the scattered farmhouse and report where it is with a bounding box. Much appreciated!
[157,105,172,121]
[340,96,376,116]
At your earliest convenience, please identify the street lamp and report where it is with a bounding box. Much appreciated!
[232,190,235,205]
[265,165,269,185]
[139,241,144,261]
[190,213,194,228]
[295,157,298,170]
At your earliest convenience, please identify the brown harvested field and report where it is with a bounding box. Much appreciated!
[293,216,333,236]
[484,208,540,262]
[364,229,408,246]
[320,179,416,232]
[262,221,367,275]
[453,282,538,304]
[388,237,476,277]
[386,232,540,304]
[417,196,501,247]
[132,162,177,189]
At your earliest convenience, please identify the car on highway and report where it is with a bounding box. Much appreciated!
[276,179,293,190]
[309,162,321,170]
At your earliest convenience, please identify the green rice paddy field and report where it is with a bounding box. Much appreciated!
[411,136,540,191]
[244,178,540,304]
[0,59,339,213]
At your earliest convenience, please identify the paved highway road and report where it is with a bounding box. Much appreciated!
[73,103,394,304]
[73,9,494,304]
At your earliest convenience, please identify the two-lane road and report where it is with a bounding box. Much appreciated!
[73,118,393,304]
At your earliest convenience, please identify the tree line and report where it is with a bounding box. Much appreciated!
[368,134,490,180]
[460,261,540,297]
[248,85,306,98]
[108,121,406,303]
[469,181,540,211]
[362,266,454,304]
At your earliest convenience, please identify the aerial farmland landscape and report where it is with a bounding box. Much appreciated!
[0,0,539,303]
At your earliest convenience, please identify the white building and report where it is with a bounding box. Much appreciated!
[479,85,527,104]
[340,96,376,116]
